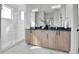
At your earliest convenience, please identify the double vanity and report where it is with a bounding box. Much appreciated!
[25,27,71,52]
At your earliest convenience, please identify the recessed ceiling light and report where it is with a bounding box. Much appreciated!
[51,5,61,9]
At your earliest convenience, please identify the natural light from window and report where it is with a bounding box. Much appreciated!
[1,5,12,19]
[21,11,24,20]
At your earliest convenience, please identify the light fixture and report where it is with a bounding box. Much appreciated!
[51,5,61,9]
[32,8,39,12]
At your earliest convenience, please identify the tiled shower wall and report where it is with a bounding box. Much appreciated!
[1,5,25,50]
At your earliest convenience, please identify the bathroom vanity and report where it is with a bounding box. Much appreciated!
[25,27,71,52]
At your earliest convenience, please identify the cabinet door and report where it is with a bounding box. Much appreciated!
[32,30,42,46]
[55,31,70,52]
[60,31,70,51]
[48,31,56,49]
[25,30,32,44]
[41,30,49,48]
[36,30,42,46]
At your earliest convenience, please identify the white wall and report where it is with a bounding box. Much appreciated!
[25,5,31,29]
[30,12,35,27]
[16,10,25,42]
[65,5,72,27]
[1,5,18,49]
[0,4,1,52]
[66,4,79,53]
[1,18,16,49]
[1,4,26,50]
[77,5,79,51]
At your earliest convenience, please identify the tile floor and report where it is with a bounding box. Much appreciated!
[2,41,67,54]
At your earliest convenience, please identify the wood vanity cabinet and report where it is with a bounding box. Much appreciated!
[32,30,49,48]
[55,31,70,52]
[25,30,70,52]
[32,30,42,46]
[41,30,49,48]
[48,31,70,52]
[25,30,32,44]
[48,31,56,49]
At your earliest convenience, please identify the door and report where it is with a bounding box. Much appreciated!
[48,31,56,49]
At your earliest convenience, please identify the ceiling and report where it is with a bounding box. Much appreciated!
[4,4,26,11]
[27,4,65,13]
[16,4,26,11]
[4,4,65,13]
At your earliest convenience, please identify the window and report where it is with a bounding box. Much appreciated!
[21,11,24,20]
[1,5,13,19]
